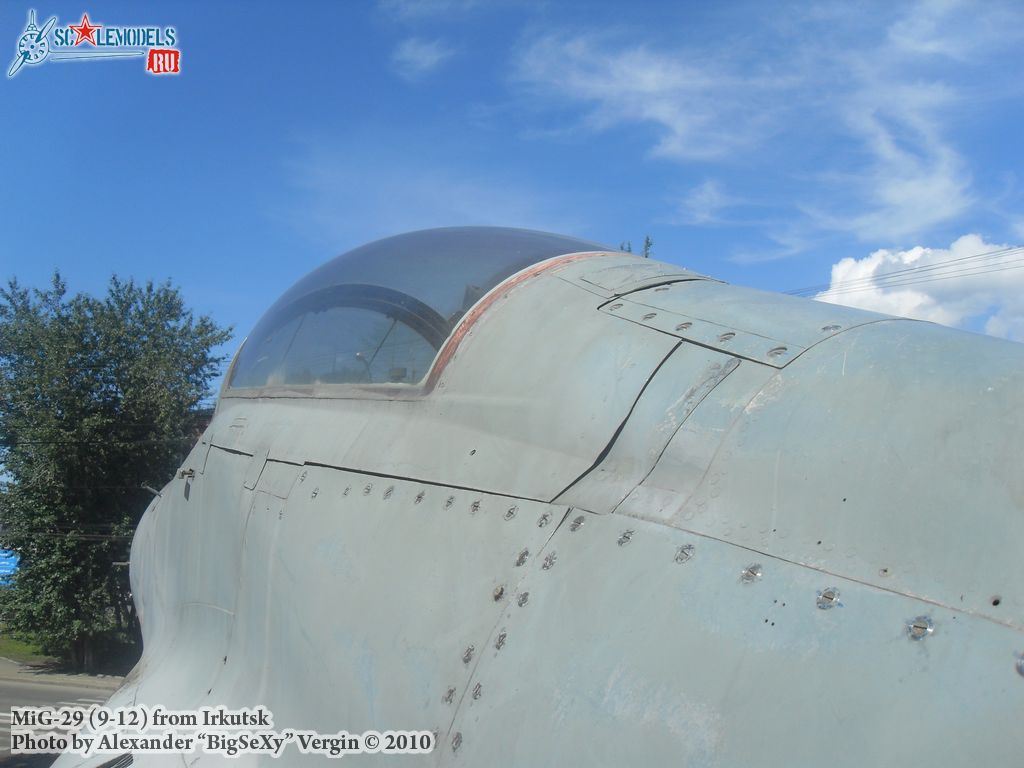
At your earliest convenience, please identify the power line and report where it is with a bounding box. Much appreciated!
[789,245,1024,297]
[788,244,1022,295]
[815,258,1024,299]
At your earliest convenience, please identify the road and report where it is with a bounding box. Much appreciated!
[0,658,121,766]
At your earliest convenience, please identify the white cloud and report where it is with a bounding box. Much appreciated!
[803,10,977,242]
[886,0,1023,61]
[815,234,1024,341]
[391,38,454,80]
[814,1,1023,242]
[514,34,782,161]
[673,180,736,226]
[513,4,1023,247]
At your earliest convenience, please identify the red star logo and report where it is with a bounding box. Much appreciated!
[68,13,102,46]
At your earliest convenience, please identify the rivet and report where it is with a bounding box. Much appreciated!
[816,587,840,609]
[767,346,788,358]
[363,483,373,496]
[515,549,529,567]
[462,645,475,664]
[674,544,695,564]
[517,592,530,607]
[445,495,455,510]
[642,312,657,320]
[569,515,585,532]
[311,487,319,499]
[537,512,551,528]
[542,552,557,570]
[383,485,394,499]
[493,585,505,601]
[908,616,933,640]
[472,683,482,700]
[299,470,308,483]
[342,486,350,497]
[451,732,462,752]
[822,324,841,332]
[1015,654,1024,678]
[617,530,634,546]
[415,491,425,504]
[675,322,693,331]
[609,303,623,311]
[718,332,736,342]
[470,500,481,514]
[442,687,455,704]
[740,564,762,583]
[504,506,517,521]
[495,631,507,650]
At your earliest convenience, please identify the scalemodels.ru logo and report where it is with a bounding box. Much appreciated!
[8,9,180,78]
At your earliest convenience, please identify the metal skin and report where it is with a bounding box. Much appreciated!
[55,229,1024,767]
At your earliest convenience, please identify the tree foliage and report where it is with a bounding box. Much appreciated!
[619,235,654,258]
[0,274,231,670]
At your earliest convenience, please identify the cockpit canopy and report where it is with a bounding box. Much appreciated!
[227,227,608,390]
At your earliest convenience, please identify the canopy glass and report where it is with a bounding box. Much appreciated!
[228,227,608,389]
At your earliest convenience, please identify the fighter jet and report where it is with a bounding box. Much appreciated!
[56,226,1024,766]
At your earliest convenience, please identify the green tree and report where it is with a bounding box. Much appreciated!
[0,274,230,671]
[619,235,654,258]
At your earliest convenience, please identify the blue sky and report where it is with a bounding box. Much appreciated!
[2,0,1023,385]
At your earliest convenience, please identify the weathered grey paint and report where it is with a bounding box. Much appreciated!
[617,318,1024,624]
[53,231,1024,767]
[450,511,1023,767]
